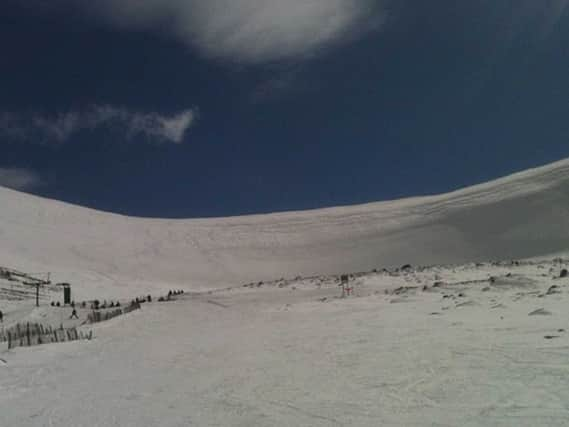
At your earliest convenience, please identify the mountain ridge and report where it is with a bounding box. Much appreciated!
[2,158,569,298]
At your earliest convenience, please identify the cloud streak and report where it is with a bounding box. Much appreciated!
[84,0,385,64]
[0,106,198,144]
[0,168,42,190]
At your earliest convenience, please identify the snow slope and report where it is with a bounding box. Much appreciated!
[2,259,569,426]
[2,158,569,298]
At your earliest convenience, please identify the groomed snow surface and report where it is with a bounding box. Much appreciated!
[2,159,569,425]
[2,260,569,426]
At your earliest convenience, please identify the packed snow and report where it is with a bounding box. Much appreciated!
[2,159,569,426]
[2,260,569,426]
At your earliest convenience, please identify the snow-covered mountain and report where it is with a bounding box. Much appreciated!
[4,160,569,427]
[2,158,569,296]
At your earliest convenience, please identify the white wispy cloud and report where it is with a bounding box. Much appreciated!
[83,0,385,63]
[0,168,42,190]
[0,106,199,144]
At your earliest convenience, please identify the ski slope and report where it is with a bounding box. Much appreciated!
[1,158,569,298]
[3,259,569,426]
[3,159,569,426]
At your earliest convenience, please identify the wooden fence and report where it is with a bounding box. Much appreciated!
[86,301,141,324]
[0,322,92,350]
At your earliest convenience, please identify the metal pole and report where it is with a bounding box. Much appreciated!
[36,283,39,307]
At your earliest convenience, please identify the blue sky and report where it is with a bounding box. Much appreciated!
[2,0,569,217]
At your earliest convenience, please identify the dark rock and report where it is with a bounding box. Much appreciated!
[529,308,552,316]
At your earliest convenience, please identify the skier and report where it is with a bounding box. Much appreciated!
[70,308,78,319]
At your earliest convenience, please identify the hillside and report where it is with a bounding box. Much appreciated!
[3,258,569,426]
[1,158,569,298]
[3,160,569,426]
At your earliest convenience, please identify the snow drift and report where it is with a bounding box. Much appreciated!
[1,159,569,293]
